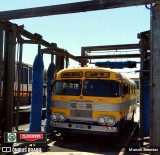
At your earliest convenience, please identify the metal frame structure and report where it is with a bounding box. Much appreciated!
[0,0,157,20]
[0,21,81,143]
[0,0,159,151]
[79,44,140,66]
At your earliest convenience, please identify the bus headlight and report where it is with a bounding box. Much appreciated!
[106,117,116,126]
[51,114,57,121]
[59,114,66,121]
[98,117,105,125]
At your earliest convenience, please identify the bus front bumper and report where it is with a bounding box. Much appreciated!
[51,121,119,136]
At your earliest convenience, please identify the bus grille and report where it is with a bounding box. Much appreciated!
[70,102,93,121]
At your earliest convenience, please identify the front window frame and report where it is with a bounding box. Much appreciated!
[52,79,82,96]
[82,79,121,97]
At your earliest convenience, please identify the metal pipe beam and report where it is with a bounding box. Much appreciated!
[0,21,79,62]
[0,0,157,20]
[82,44,140,51]
[76,54,140,60]
[19,26,78,61]
[80,43,140,66]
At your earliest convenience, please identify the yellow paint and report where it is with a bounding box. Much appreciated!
[52,108,70,117]
[92,111,121,121]
[51,67,138,125]
[52,95,122,104]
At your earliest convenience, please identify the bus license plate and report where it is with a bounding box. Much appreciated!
[75,124,86,129]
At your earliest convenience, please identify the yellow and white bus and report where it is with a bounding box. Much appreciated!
[51,67,137,136]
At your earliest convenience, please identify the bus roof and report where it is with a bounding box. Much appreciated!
[56,67,136,86]
[58,67,117,73]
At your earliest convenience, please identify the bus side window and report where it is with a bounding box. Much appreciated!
[29,67,32,84]
[131,85,133,94]
[123,83,128,95]
[21,66,28,84]
[53,81,63,95]
[130,85,132,94]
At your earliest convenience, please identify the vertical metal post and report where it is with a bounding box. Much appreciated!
[65,56,69,68]
[0,28,4,140]
[15,43,23,131]
[2,25,16,135]
[150,4,160,149]
[38,44,41,54]
[51,53,54,63]
[139,39,145,146]
[138,31,150,145]
[26,65,29,97]
[56,54,64,72]
[81,47,87,67]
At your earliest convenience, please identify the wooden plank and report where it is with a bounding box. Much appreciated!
[0,0,157,20]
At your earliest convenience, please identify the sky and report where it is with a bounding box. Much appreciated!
[1,0,151,78]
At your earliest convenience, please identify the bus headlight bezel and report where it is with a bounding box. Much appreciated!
[106,117,116,126]
[59,114,66,122]
[98,117,105,125]
[51,114,57,121]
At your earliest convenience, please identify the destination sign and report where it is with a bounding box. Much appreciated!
[61,72,83,78]
[85,72,110,78]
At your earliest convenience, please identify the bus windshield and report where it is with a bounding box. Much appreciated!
[83,79,120,97]
[53,80,82,96]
